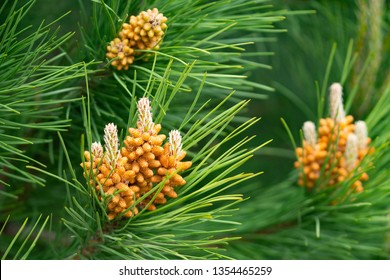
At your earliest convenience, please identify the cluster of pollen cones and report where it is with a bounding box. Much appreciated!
[294,83,373,196]
[106,8,168,70]
[81,98,191,220]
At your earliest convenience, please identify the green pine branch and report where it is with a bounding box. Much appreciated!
[0,0,93,188]
[50,62,268,260]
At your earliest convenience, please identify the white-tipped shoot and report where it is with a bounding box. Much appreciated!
[91,142,103,158]
[329,83,345,122]
[303,121,317,146]
[104,123,120,169]
[345,133,358,171]
[355,120,368,150]
[169,130,183,158]
[137,97,154,133]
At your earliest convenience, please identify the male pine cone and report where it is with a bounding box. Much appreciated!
[106,8,168,70]
[81,98,191,221]
[120,8,168,51]
[294,83,373,196]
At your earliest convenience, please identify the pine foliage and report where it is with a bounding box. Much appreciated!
[1,0,389,260]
